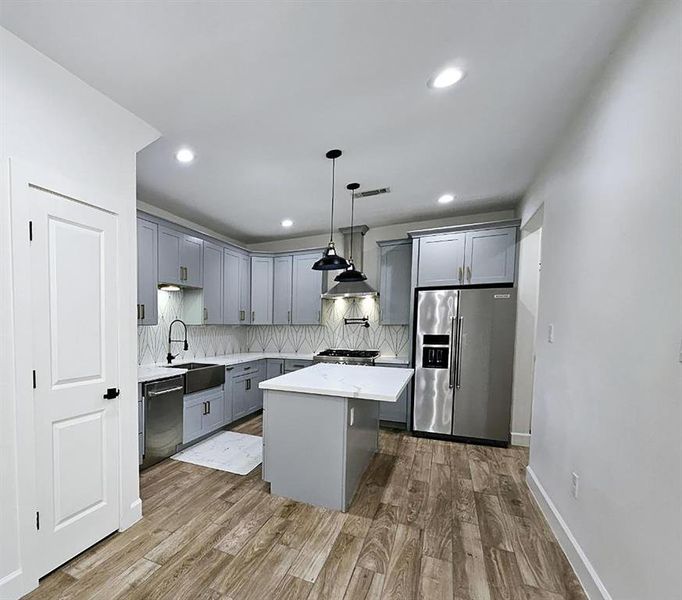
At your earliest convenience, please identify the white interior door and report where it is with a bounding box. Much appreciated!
[30,186,120,577]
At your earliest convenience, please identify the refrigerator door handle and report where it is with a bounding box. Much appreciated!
[448,316,456,389]
[455,316,464,389]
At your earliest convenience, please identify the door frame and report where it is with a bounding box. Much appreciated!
[9,158,141,593]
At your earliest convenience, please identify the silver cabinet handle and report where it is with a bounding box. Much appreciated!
[252,310,255,322]
[287,310,291,323]
[239,310,244,321]
[148,386,184,397]
[140,304,145,320]
[226,366,234,371]
[458,266,463,283]
[204,307,208,321]
[136,304,141,320]
[243,366,251,370]
[179,266,184,281]
[202,401,207,415]
[448,316,456,389]
[279,363,283,374]
[466,266,472,282]
[246,379,251,390]
[456,316,464,389]
[207,401,211,414]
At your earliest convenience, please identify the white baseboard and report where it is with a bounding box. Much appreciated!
[525,466,611,600]
[511,432,531,447]
[0,568,25,600]
[119,497,142,531]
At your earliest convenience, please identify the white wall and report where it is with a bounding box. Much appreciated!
[0,28,158,598]
[248,209,517,288]
[520,2,681,598]
[510,206,543,445]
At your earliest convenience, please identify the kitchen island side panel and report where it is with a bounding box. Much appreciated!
[263,390,347,510]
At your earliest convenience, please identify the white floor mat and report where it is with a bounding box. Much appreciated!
[171,431,262,475]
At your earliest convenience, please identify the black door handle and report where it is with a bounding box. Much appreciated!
[103,388,120,399]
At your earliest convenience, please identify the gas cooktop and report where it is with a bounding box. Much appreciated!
[313,348,380,365]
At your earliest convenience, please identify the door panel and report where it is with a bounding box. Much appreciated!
[250,256,273,324]
[136,218,158,325]
[463,227,516,285]
[413,289,458,434]
[417,233,465,287]
[273,255,293,324]
[291,252,322,324]
[239,254,251,324]
[30,187,119,576]
[452,288,516,442]
[180,234,203,287]
[158,226,181,284]
[202,242,223,324]
[223,249,240,324]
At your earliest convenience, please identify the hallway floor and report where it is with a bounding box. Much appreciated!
[25,415,586,600]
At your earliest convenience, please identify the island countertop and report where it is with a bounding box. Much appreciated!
[259,362,413,402]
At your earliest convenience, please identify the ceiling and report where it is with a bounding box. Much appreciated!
[1,1,640,243]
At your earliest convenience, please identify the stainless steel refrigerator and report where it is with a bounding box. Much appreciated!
[412,287,516,444]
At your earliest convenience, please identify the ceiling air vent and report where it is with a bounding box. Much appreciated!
[355,187,391,199]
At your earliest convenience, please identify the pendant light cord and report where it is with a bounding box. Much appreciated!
[329,158,336,244]
[349,188,355,262]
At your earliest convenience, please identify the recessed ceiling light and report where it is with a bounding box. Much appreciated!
[428,67,465,89]
[438,194,455,204]
[281,219,294,228]
[175,148,195,163]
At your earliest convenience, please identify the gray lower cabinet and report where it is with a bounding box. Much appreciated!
[266,359,285,378]
[251,256,273,324]
[273,255,293,324]
[463,227,516,284]
[378,240,412,325]
[231,361,266,420]
[183,385,225,444]
[377,366,409,424]
[291,253,322,324]
[417,232,466,287]
[137,217,158,325]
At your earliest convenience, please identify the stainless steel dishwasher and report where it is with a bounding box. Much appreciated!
[141,376,184,469]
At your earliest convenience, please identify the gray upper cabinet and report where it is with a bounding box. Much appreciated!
[378,240,412,325]
[158,225,203,287]
[158,225,182,285]
[291,252,322,324]
[137,217,158,325]
[417,232,466,287]
[202,242,223,324]
[251,256,273,324]
[239,254,251,324]
[180,234,203,287]
[222,248,241,324]
[273,255,293,325]
[463,227,517,285]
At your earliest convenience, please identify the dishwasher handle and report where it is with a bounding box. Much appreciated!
[147,385,184,397]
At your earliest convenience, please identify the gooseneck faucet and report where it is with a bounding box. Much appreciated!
[167,319,189,364]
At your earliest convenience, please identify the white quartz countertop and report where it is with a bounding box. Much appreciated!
[259,363,414,403]
[138,352,408,383]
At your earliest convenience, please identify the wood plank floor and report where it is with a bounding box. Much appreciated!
[25,415,587,600]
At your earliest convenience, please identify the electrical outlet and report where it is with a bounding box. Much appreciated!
[548,324,555,343]
[571,472,579,499]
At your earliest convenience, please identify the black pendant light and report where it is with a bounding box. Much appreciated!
[312,149,351,271]
[334,183,367,283]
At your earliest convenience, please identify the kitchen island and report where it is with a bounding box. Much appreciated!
[259,363,413,511]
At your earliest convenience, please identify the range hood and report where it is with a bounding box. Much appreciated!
[322,225,378,299]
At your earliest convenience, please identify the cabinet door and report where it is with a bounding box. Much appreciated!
[202,388,225,433]
[183,401,205,444]
[273,255,293,324]
[463,227,517,285]
[232,376,249,420]
[158,225,182,285]
[180,234,203,287]
[202,242,223,324]
[266,359,284,378]
[291,252,322,324]
[250,256,273,324]
[223,372,234,424]
[222,248,241,324]
[137,218,158,325]
[379,242,411,325]
[379,382,409,423]
[417,233,465,287]
[239,254,251,324]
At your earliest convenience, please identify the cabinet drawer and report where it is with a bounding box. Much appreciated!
[284,358,312,372]
[228,362,260,378]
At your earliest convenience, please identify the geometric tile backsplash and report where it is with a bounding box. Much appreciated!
[138,290,409,364]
